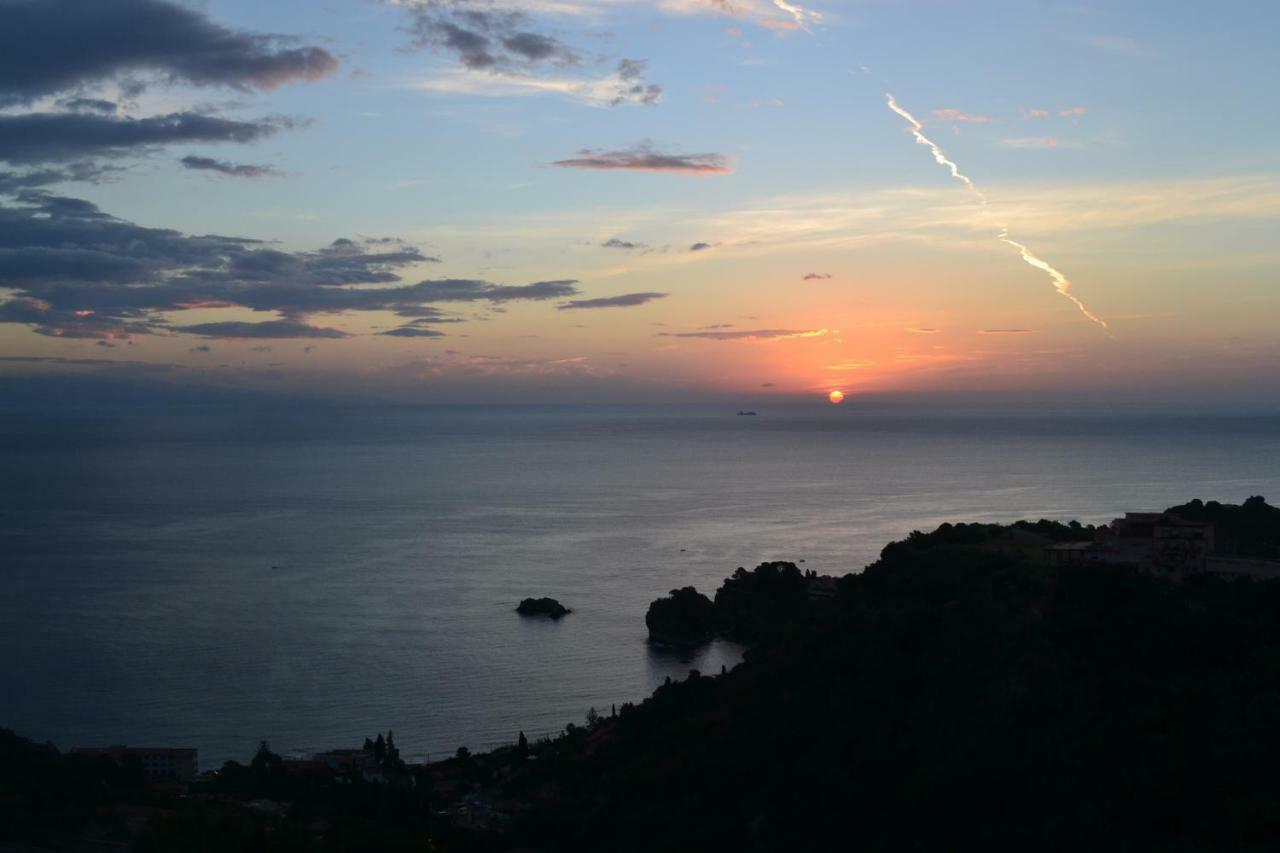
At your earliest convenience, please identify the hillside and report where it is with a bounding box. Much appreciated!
[4,499,1279,852]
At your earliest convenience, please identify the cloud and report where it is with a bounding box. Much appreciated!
[412,62,661,107]
[933,108,991,124]
[802,272,831,280]
[755,17,798,32]
[0,354,161,366]
[0,192,580,340]
[601,237,649,250]
[0,0,337,107]
[680,176,1280,258]
[905,327,940,334]
[403,3,581,71]
[401,2,661,106]
[610,58,663,106]
[58,97,119,115]
[999,137,1079,150]
[378,326,448,338]
[553,144,731,174]
[393,305,459,321]
[176,320,349,339]
[978,328,1033,335]
[180,155,280,178]
[0,162,116,194]
[1070,34,1144,57]
[405,279,579,302]
[0,111,285,165]
[663,327,830,341]
[558,292,668,310]
[690,242,712,251]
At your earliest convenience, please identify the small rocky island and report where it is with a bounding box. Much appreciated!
[516,597,571,619]
[645,586,716,645]
[646,561,831,646]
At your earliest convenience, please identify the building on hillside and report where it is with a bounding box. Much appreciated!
[1044,510,1280,581]
[1044,512,1215,580]
[71,746,198,784]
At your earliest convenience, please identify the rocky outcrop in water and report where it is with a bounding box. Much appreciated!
[517,597,571,619]
[645,586,716,645]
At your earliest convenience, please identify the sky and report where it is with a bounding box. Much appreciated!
[1,0,1278,405]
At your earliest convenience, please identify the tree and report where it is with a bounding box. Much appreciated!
[385,730,400,766]
[250,740,280,774]
[517,731,529,760]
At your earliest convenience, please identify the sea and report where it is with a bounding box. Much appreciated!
[3,403,1279,766]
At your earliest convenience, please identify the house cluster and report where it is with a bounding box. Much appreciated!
[1044,511,1280,581]
[70,745,199,784]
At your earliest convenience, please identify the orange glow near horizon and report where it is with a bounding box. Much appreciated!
[828,390,845,404]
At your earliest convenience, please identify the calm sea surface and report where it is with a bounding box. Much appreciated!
[3,404,1279,765]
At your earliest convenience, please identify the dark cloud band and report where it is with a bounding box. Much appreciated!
[559,292,668,310]
[0,0,337,107]
[0,193,581,340]
[554,145,731,174]
[180,155,279,178]
[0,112,283,165]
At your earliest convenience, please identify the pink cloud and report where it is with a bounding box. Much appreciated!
[933,108,992,124]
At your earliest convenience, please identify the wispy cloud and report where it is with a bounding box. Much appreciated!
[662,327,830,341]
[411,61,661,107]
[399,2,661,107]
[1069,34,1145,57]
[933,108,991,124]
[175,321,349,339]
[553,144,731,174]
[1000,137,1080,150]
[180,155,280,179]
[601,237,650,251]
[379,326,448,338]
[559,292,668,309]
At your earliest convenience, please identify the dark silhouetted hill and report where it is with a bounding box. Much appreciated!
[505,511,1280,852]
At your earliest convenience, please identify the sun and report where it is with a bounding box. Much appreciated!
[828,390,845,405]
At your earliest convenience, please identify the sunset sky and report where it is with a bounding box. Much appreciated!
[2,0,1277,404]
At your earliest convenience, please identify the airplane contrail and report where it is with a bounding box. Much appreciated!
[884,93,1111,335]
